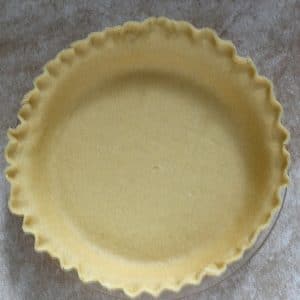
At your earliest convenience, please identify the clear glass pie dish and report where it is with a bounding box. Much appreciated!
[5,17,289,297]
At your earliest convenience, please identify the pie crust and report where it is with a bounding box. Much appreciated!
[5,18,289,297]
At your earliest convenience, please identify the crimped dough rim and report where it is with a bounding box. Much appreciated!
[5,17,290,297]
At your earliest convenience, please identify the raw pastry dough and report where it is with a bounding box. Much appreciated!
[5,18,289,297]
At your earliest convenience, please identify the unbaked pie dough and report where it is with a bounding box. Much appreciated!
[5,18,289,297]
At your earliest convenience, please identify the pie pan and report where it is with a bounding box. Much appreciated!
[5,17,289,297]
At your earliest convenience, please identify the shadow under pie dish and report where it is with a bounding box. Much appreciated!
[5,17,289,297]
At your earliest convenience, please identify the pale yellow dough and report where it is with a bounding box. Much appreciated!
[5,18,289,297]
